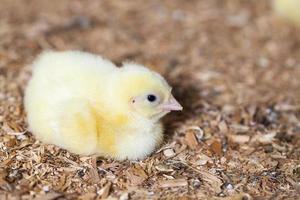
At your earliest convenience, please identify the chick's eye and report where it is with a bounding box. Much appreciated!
[147,94,157,102]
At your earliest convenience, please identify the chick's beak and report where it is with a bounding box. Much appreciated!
[160,95,183,111]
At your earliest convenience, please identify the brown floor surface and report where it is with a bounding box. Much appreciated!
[0,0,299,199]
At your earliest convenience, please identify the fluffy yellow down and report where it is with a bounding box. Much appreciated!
[273,0,300,26]
[24,51,179,160]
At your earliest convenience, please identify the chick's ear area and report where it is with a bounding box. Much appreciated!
[131,97,136,104]
[130,95,145,105]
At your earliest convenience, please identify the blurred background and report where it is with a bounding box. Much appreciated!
[1,0,299,107]
[0,0,300,199]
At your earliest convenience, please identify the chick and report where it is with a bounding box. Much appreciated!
[273,0,300,26]
[24,51,182,160]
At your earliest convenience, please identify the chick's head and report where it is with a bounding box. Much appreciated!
[110,63,182,121]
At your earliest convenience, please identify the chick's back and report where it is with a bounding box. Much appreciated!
[25,51,117,154]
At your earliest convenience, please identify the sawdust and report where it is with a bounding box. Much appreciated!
[0,0,300,199]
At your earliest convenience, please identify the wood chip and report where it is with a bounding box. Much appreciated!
[228,134,250,144]
[185,130,199,149]
[199,170,223,194]
[34,192,63,200]
[159,179,188,188]
[252,132,276,144]
[230,124,250,133]
[126,165,148,186]
[88,166,100,184]
[222,193,252,200]
[163,148,176,158]
[98,182,111,199]
[210,140,222,156]
[78,193,97,200]
[119,193,129,200]
[197,154,212,166]
[155,164,174,172]
[218,121,229,134]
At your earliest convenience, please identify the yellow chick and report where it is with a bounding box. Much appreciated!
[24,51,182,160]
[273,0,300,26]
